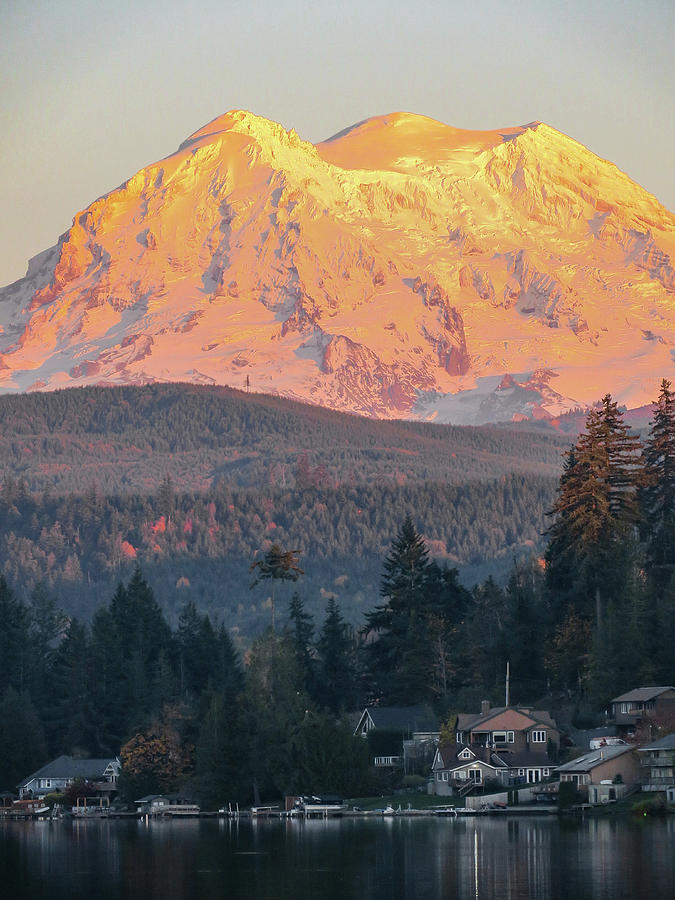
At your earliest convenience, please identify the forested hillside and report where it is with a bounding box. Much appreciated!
[0,384,566,494]
[0,383,671,803]
[0,384,566,631]
[0,475,556,634]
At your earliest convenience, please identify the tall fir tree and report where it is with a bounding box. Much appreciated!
[545,396,643,630]
[286,592,315,695]
[363,515,432,704]
[641,379,675,681]
[316,598,357,714]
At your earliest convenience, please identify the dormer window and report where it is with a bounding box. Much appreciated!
[459,748,472,760]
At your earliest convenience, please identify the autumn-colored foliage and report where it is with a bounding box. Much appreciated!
[120,706,194,796]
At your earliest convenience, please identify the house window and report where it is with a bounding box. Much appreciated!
[543,769,549,777]
[507,731,514,743]
[442,772,449,782]
[493,732,507,744]
[436,773,442,782]
[457,732,464,744]
[460,749,472,759]
[531,731,546,743]
[456,770,467,780]
[518,769,525,776]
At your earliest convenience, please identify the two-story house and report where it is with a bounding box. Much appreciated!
[610,687,675,736]
[430,702,559,795]
[456,702,559,754]
[636,734,675,792]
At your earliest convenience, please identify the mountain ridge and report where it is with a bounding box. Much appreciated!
[1,109,673,423]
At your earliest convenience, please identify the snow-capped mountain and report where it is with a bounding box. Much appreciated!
[1,110,673,423]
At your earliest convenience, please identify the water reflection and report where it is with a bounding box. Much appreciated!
[1,815,674,899]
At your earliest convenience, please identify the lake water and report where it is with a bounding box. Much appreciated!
[1,814,674,899]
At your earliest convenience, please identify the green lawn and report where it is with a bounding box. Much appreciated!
[345,793,456,811]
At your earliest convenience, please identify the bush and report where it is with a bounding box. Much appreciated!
[399,775,427,791]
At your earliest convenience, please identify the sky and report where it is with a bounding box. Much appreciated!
[1,0,674,288]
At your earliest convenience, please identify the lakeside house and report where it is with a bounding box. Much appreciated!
[430,743,555,796]
[609,686,675,737]
[557,743,640,803]
[636,733,675,793]
[18,755,121,799]
[354,705,440,770]
[429,701,558,796]
[455,701,560,754]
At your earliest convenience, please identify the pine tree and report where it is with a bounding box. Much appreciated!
[286,592,315,695]
[316,598,357,714]
[250,544,303,631]
[46,619,96,755]
[362,515,432,704]
[642,379,675,596]
[0,687,47,792]
[641,379,675,681]
[545,396,643,629]
[0,576,31,696]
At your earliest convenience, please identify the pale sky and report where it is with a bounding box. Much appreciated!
[1,0,673,288]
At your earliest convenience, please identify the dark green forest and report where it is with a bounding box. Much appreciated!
[0,383,566,494]
[0,381,672,804]
[0,383,567,631]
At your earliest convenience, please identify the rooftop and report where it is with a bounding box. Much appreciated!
[557,744,635,773]
[19,755,119,788]
[637,734,675,752]
[611,686,675,704]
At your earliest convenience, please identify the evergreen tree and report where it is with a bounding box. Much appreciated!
[0,576,31,695]
[243,631,309,799]
[286,592,315,695]
[27,583,67,720]
[362,515,432,704]
[109,568,174,728]
[46,618,97,755]
[250,544,303,631]
[642,379,675,603]
[0,687,47,792]
[503,559,546,700]
[89,606,128,754]
[316,598,357,714]
[545,396,643,629]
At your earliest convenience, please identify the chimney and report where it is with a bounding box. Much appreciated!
[481,700,490,717]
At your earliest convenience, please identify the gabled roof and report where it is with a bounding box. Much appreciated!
[611,686,675,704]
[493,751,554,768]
[435,743,502,770]
[557,744,635,773]
[457,706,556,732]
[637,734,675,752]
[355,705,439,735]
[18,755,119,788]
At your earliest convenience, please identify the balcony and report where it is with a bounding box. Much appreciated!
[639,754,675,767]
[373,756,402,768]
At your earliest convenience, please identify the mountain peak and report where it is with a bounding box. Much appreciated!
[1,108,673,423]
[178,109,312,156]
